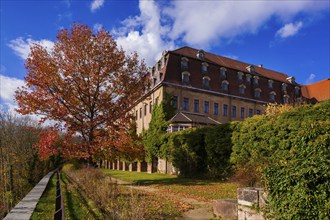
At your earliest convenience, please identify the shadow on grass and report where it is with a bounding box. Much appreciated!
[60,172,101,220]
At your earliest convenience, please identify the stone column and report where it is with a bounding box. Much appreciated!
[137,162,142,172]
[147,162,152,173]
[237,187,266,220]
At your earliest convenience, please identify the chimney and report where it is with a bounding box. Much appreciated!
[258,64,263,68]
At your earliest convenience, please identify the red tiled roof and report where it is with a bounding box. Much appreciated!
[301,78,330,102]
[171,46,292,83]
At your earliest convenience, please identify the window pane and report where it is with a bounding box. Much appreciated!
[183,98,189,110]
[173,96,178,109]
[194,99,199,112]
[214,103,219,115]
[240,107,245,119]
[223,104,228,116]
[204,101,209,113]
[232,106,236,118]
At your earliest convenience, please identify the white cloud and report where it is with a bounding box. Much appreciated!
[113,1,327,65]
[91,0,104,12]
[305,73,316,84]
[114,1,175,66]
[93,23,103,32]
[276,21,303,38]
[8,37,54,60]
[0,74,25,102]
[165,1,326,47]
[0,74,56,126]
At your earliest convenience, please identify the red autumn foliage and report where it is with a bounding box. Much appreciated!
[15,23,147,160]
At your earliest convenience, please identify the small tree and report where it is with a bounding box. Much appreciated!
[15,23,147,159]
[142,93,175,162]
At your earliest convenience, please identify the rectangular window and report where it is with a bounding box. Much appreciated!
[232,106,237,118]
[240,107,245,119]
[135,110,138,119]
[155,97,159,105]
[256,110,261,115]
[183,97,189,111]
[194,99,199,112]
[223,104,228,116]
[204,101,209,113]
[173,96,178,109]
[249,109,253,117]
[214,103,219,115]
[144,104,147,116]
[149,101,152,113]
[139,108,142,118]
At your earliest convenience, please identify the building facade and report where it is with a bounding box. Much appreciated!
[133,46,303,134]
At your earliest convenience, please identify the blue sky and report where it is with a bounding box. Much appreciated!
[1,0,329,112]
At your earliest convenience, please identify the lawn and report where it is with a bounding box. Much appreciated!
[100,169,241,201]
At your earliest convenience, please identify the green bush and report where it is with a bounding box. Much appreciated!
[230,100,330,218]
[204,122,238,178]
[265,120,330,219]
[165,128,207,177]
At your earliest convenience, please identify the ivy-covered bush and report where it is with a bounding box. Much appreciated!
[204,122,239,178]
[265,120,330,219]
[230,101,330,219]
[165,128,207,177]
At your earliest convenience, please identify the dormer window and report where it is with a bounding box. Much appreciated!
[283,94,289,104]
[246,65,255,73]
[286,76,295,84]
[254,88,261,99]
[269,91,276,102]
[294,86,300,96]
[161,50,167,68]
[282,83,287,92]
[181,57,189,70]
[202,76,210,89]
[201,62,208,74]
[268,80,273,89]
[220,67,227,78]
[246,74,252,83]
[182,71,190,84]
[237,72,244,81]
[221,80,229,92]
[159,73,163,81]
[197,50,205,59]
[239,84,246,95]
[253,76,259,86]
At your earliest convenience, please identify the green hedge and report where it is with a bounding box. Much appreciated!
[230,101,330,219]
[158,101,330,218]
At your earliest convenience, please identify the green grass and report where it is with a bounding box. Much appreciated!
[101,169,240,200]
[31,173,56,220]
[31,172,103,220]
[101,169,177,184]
[60,172,103,220]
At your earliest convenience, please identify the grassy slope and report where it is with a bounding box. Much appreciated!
[101,169,240,201]
[31,174,56,219]
[31,172,103,220]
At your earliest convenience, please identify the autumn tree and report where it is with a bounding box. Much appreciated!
[15,23,147,159]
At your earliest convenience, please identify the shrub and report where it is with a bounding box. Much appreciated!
[204,122,238,178]
[265,120,330,219]
[166,128,207,177]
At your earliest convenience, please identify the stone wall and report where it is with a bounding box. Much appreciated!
[213,187,266,220]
